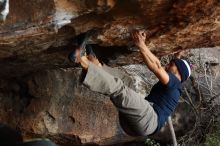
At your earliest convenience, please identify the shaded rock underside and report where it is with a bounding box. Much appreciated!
[0,0,219,78]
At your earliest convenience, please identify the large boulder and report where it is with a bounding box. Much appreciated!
[0,68,123,145]
[0,66,196,145]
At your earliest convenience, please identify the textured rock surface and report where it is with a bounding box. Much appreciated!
[0,0,220,145]
[0,68,122,145]
[0,67,196,145]
[0,0,219,78]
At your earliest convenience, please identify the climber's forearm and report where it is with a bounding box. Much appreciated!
[138,44,162,72]
[132,30,169,84]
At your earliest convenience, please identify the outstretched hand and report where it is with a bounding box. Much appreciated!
[131,30,146,48]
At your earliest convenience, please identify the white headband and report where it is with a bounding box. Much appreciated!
[182,59,191,78]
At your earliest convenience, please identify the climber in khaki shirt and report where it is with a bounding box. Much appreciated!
[68,29,191,136]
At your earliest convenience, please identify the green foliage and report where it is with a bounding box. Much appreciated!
[204,117,220,146]
[145,138,160,146]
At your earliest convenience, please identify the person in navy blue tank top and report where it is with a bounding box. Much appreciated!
[69,30,191,136]
[132,30,191,133]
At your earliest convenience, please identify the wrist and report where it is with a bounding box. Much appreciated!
[138,43,147,51]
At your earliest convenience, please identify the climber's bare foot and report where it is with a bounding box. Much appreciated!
[87,54,102,67]
[73,47,102,69]
[79,56,89,70]
[79,55,102,70]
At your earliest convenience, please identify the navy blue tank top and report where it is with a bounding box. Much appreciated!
[146,72,182,132]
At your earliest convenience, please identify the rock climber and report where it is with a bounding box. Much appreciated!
[68,29,191,136]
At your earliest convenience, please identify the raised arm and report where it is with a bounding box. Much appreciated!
[131,30,169,84]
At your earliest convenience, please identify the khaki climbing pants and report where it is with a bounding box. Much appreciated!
[83,63,158,136]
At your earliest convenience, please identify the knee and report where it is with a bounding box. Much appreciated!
[109,77,124,95]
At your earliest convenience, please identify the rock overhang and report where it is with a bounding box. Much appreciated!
[0,0,219,78]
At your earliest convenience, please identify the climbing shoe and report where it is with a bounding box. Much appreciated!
[68,28,100,63]
[86,44,96,58]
